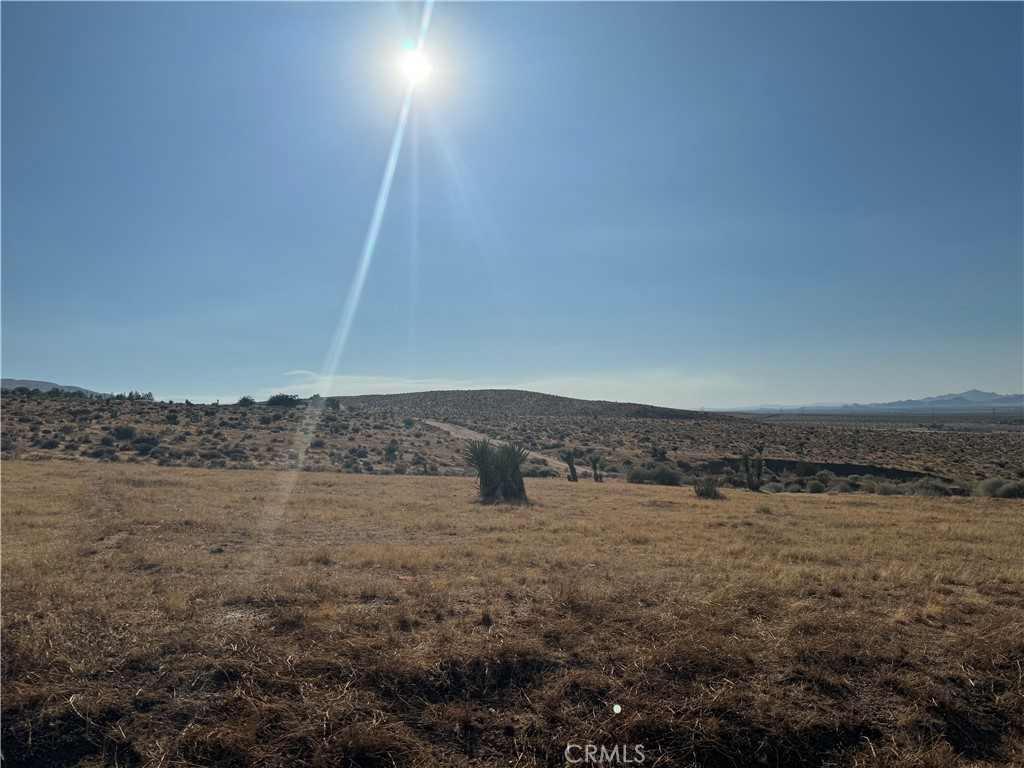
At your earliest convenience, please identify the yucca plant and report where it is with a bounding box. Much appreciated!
[694,475,724,500]
[589,454,603,483]
[463,440,529,503]
[495,441,529,502]
[463,440,499,503]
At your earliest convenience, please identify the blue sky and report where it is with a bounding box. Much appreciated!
[3,2,1022,407]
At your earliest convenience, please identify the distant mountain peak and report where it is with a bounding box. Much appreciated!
[730,390,1023,413]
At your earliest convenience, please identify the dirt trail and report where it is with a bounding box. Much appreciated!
[423,419,574,476]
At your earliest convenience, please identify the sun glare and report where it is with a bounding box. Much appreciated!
[400,45,433,87]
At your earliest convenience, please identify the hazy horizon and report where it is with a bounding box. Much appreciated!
[3,2,1022,409]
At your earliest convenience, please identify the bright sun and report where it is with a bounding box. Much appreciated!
[400,44,433,86]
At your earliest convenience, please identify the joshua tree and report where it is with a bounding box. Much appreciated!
[740,451,764,491]
[463,440,528,503]
[589,454,603,483]
[561,450,579,482]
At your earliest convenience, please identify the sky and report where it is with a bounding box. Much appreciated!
[3,1,1022,408]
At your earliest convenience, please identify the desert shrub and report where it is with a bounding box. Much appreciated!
[794,461,818,478]
[832,480,853,493]
[815,470,834,484]
[384,440,399,462]
[627,464,681,486]
[310,439,326,449]
[236,395,256,406]
[785,483,803,493]
[267,393,300,407]
[994,480,1024,498]
[860,480,877,494]
[40,439,60,449]
[762,482,785,494]
[975,477,1010,497]
[876,482,901,496]
[523,467,559,478]
[694,476,723,500]
[392,463,408,475]
[806,480,826,494]
[112,425,136,440]
[913,478,950,497]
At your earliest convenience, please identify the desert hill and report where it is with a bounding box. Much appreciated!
[0,378,104,397]
[329,388,725,422]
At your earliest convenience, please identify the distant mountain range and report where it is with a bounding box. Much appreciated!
[729,390,1024,414]
[1,378,105,397]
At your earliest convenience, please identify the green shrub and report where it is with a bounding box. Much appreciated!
[832,480,853,493]
[267,393,301,407]
[523,467,559,478]
[876,482,900,496]
[785,483,802,493]
[912,478,950,497]
[762,482,785,494]
[113,425,137,440]
[237,395,256,406]
[994,480,1024,499]
[794,461,818,478]
[975,477,1009,497]
[694,476,723,500]
[806,480,826,494]
[627,464,682,486]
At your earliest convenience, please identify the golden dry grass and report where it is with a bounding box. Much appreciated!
[2,460,1022,766]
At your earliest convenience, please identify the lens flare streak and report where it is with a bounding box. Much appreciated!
[266,0,434,516]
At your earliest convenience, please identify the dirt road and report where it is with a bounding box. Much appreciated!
[423,419,574,476]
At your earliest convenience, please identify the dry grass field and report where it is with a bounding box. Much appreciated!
[3,460,1022,766]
